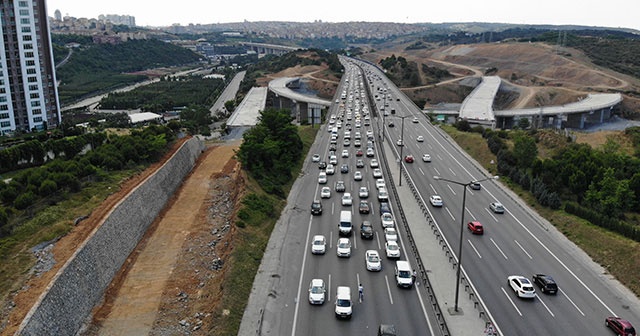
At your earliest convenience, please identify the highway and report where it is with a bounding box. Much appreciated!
[354,57,640,335]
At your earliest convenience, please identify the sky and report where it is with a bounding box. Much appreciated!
[46,0,640,31]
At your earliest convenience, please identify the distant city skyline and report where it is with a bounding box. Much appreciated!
[47,0,640,31]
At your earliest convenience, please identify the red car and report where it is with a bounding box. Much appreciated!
[606,317,636,336]
[356,150,364,157]
[404,155,414,163]
[467,221,484,235]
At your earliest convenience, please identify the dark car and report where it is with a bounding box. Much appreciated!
[360,221,374,239]
[378,324,397,336]
[388,121,395,127]
[606,316,636,336]
[311,200,323,215]
[329,144,337,152]
[379,202,392,214]
[359,200,370,214]
[335,181,346,192]
[470,182,481,190]
[532,274,558,294]
[467,221,484,235]
[340,164,349,174]
[356,150,364,157]
[318,161,327,169]
[404,155,414,163]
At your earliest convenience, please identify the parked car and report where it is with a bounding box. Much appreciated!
[360,221,374,239]
[467,221,483,234]
[490,202,505,214]
[311,200,323,215]
[532,274,558,294]
[507,275,536,299]
[308,278,326,305]
[605,316,636,336]
[359,200,370,214]
[430,195,443,207]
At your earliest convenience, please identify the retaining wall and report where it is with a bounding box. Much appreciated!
[17,137,205,335]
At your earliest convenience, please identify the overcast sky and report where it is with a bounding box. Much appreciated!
[46,0,640,31]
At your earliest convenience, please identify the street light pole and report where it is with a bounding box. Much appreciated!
[399,116,405,186]
[433,175,499,313]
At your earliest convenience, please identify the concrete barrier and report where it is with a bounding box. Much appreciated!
[17,137,204,336]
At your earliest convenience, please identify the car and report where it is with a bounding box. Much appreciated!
[356,159,365,168]
[429,195,443,207]
[318,172,327,184]
[320,186,331,199]
[381,212,394,228]
[318,161,327,169]
[312,154,320,162]
[308,278,326,304]
[385,240,401,258]
[605,316,636,336]
[507,275,536,299]
[342,193,353,206]
[467,221,483,234]
[404,155,414,163]
[470,182,481,190]
[340,164,349,174]
[354,139,361,147]
[360,221,374,239]
[336,238,352,257]
[343,139,350,147]
[341,150,349,158]
[329,155,338,165]
[379,202,391,214]
[370,159,379,168]
[326,164,335,175]
[412,117,419,123]
[335,286,352,318]
[359,200,370,214]
[372,168,383,178]
[366,148,375,157]
[378,188,389,202]
[422,154,431,162]
[416,135,424,142]
[355,149,363,157]
[366,130,374,138]
[489,202,505,214]
[311,235,326,254]
[311,200,323,215]
[335,180,346,192]
[388,121,395,127]
[532,274,558,294]
[329,144,337,152]
[376,178,386,190]
[365,250,382,271]
[359,186,369,198]
[396,139,403,146]
[354,171,363,181]
[384,227,398,241]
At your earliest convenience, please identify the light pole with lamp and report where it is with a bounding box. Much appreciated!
[397,115,406,186]
[433,175,499,314]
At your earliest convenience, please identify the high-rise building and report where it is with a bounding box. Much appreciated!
[53,9,61,21]
[0,0,61,134]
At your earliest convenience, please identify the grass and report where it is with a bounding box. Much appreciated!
[444,127,640,297]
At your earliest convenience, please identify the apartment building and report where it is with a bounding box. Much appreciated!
[0,0,61,134]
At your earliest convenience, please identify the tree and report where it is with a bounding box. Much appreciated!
[517,118,530,130]
[512,134,538,168]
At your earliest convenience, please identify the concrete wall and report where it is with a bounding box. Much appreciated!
[17,137,205,336]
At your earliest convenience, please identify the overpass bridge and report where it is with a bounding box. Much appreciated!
[240,42,301,56]
[456,76,622,129]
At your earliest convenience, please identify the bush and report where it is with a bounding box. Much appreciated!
[14,191,36,210]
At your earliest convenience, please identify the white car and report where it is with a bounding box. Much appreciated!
[490,202,505,214]
[365,250,382,271]
[376,178,386,190]
[396,139,403,146]
[366,148,375,157]
[507,275,536,299]
[329,155,338,165]
[366,130,374,138]
[354,171,363,181]
[308,278,326,304]
[384,227,398,242]
[359,186,369,198]
[385,241,401,258]
[381,212,395,228]
[422,154,431,162]
[320,186,331,199]
[312,154,321,162]
[318,172,327,184]
[342,192,353,206]
[412,117,419,123]
[370,159,379,168]
[377,188,389,202]
[326,164,335,175]
[336,238,352,257]
[430,195,443,207]
[416,135,424,142]
[372,168,383,178]
[341,150,349,158]
[311,235,326,254]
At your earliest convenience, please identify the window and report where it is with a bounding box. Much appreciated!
[27,76,37,83]
[23,35,32,41]
[1,121,11,128]
[30,100,41,107]
[21,26,31,33]
[0,113,9,119]
[29,93,39,99]
[23,43,33,50]
[26,68,36,74]
[19,9,29,16]
[32,108,41,115]
[0,105,8,111]
[24,52,34,58]
[26,60,35,66]
[20,18,30,25]
[33,117,42,122]
[19,1,28,7]
[28,85,38,91]
[0,97,6,102]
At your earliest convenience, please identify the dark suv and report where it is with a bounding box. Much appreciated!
[532,274,558,294]
[360,221,374,239]
[310,200,323,216]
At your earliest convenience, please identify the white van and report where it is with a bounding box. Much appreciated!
[395,260,413,288]
[334,286,352,319]
[338,210,352,236]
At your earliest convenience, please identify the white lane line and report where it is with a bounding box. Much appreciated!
[490,238,509,260]
[536,295,555,317]
[485,208,498,222]
[502,287,523,316]
[433,167,441,176]
[428,143,433,149]
[437,154,443,161]
[291,208,317,336]
[468,240,482,259]
[466,207,476,221]
[447,184,456,195]
[352,234,357,250]
[514,240,533,259]
[385,275,394,305]
[429,183,437,194]
[559,288,586,316]
[331,202,335,215]
[448,167,457,176]
[418,167,425,176]
[329,231,333,249]
[328,274,332,299]
[445,207,456,221]
[376,232,381,250]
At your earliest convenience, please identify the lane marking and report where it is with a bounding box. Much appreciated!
[514,240,532,259]
[559,288,586,316]
[445,207,455,221]
[385,275,394,305]
[468,240,482,259]
[536,295,555,317]
[502,287,523,316]
[490,238,509,260]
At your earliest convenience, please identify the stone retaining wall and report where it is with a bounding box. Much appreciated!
[17,137,205,335]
